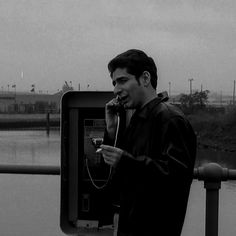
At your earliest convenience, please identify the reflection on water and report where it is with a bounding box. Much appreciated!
[0,130,60,165]
[1,130,235,168]
[182,179,236,236]
[196,148,236,168]
[0,131,235,235]
[218,181,236,236]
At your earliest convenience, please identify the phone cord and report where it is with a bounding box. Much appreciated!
[86,115,120,190]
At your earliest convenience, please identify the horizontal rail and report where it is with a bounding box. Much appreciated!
[0,163,235,180]
[194,162,236,181]
[228,169,236,180]
[0,164,60,175]
[0,162,235,181]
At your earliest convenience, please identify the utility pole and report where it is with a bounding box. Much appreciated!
[233,80,235,105]
[220,91,222,107]
[188,78,194,95]
[168,82,171,98]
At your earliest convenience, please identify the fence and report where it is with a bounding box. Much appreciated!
[0,162,235,236]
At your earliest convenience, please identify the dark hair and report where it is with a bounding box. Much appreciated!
[108,49,158,89]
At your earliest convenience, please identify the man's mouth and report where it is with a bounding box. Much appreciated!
[119,96,128,105]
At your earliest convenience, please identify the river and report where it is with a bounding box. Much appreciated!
[0,130,235,236]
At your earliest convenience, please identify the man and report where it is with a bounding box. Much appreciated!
[99,49,196,235]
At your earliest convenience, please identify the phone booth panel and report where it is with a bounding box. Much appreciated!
[60,91,115,235]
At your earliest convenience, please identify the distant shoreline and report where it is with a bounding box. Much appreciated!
[1,113,235,153]
[188,110,236,153]
[0,113,60,130]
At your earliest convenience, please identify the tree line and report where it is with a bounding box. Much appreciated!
[178,90,210,113]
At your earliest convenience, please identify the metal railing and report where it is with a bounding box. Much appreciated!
[0,162,235,236]
[0,164,60,175]
[194,163,236,236]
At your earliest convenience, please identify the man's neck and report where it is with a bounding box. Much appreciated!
[140,90,157,109]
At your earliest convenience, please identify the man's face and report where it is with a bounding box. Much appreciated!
[112,68,145,109]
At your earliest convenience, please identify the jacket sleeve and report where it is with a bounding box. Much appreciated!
[116,116,196,180]
[103,128,115,146]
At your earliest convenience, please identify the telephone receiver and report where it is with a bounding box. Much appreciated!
[114,96,125,114]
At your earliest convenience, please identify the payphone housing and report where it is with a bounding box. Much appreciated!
[60,91,118,235]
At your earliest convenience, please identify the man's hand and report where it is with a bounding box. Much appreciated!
[105,98,120,139]
[98,144,123,168]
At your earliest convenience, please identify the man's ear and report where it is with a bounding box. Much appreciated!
[141,71,151,87]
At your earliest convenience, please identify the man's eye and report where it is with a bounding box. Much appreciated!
[112,78,128,86]
[119,78,128,84]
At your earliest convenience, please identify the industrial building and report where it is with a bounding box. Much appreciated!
[0,91,62,113]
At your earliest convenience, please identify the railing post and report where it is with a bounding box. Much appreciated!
[46,112,50,135]
[194,162,228,236]
[204,181,220,236]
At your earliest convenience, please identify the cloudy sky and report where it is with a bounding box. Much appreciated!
[0,0,236,95]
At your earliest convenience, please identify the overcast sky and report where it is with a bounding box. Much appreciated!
[0,0,236,95]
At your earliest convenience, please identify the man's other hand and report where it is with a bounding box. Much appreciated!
[99,144,123,168]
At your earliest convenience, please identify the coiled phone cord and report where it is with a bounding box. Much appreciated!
[86,115,120,190]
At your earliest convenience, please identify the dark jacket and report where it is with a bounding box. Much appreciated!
[105,97,196,236]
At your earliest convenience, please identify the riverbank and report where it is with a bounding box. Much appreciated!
[1,112,236,153]
[0,114,60,130]
[188,109,236,152]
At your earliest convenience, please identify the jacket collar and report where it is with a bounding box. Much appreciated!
[130,91,169,121]
[133,96,162,120]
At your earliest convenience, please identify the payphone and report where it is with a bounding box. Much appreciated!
[60,91,118,235]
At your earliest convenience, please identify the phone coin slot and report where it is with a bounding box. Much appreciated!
[81,193,90,212]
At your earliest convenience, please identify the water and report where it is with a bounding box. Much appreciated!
[0,130,236,236]
[0,130,60,166]
[0,130,63,236]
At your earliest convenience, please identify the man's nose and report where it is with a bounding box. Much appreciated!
[113,84,122,96]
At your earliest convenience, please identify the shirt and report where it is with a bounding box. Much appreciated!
[105,96,196,236]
